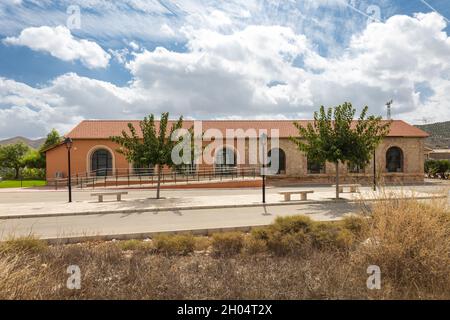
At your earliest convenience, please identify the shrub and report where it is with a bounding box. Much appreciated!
[425,159,450,178]
[194,237,211,251]
[0,236,48,254]
[211,232,244,257]
[310,222,348,249]
[243,236,267,255]
[266,231,310,256]
[250,216,361,255]
[0,168,15,180]
[250,226,271,241]
[352,198,450,298]
[251,216,314,256]
[339,215,369,239]
[153,234,195,256]
[273,215,313,234]
[117,239,152,251]
[20,168,45,180]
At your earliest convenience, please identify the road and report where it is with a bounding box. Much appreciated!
[0,201,361,241]
[0,183,447,241]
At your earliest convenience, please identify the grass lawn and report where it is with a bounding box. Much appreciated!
[0,180,46,188]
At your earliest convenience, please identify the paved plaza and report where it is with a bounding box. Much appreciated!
[0,183,447,242]
[0,184,447,217]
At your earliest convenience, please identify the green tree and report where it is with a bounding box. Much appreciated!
[40,129,61,153]
[290,102,391,199]
[111,113,184,199]
[21,149,46,169]
[0,142,30,179]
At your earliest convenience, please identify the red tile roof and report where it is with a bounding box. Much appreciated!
[66,119,429,139]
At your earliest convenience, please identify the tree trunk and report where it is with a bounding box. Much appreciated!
[15,167,20,180]
[156,164,162,199]
[335,162,340,199]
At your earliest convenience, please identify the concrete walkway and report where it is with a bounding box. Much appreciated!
[0,186,446,219]
[0,185,446,242]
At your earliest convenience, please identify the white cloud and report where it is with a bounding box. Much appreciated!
[0,0,380,52]
[126,25,314,116]
[1,12,450,138]
[3,25,111,69]
[128,41,140,51]
[311,12,450,119]
[1,0,22,6]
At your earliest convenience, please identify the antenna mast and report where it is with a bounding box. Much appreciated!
[386,100,393,120]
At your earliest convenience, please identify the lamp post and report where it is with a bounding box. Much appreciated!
[260,133,267,204]
[64,137,73,203]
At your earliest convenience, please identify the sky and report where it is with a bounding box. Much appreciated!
[0,0,450,139]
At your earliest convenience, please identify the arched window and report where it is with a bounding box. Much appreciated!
[386,147,403,173]
[215,147,236,173]
[267,148,286,174]
[91,149,113,176]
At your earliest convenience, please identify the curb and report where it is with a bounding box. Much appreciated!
[43,225,269,244]
[0,194,446,220]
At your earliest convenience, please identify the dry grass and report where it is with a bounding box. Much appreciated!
[152,233,196,256]
[351,197,450,299]
[211,232,244,257]
[0,195,449,299]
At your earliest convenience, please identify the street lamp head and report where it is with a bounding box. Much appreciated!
[64,137,73,150]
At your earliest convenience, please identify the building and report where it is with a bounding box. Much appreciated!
[44,119,429,185]
[425,148,450,161]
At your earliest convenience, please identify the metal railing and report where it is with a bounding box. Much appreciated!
[47,166,261,190]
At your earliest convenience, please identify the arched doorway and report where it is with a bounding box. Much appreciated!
[91,148,113,176]
[267,148,286,174]
[386,146,404,172]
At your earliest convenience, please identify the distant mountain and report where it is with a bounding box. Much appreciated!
[0,136,46,149]
[415,121,450,149]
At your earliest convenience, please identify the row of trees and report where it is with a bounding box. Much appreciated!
[0,129,61,179]
[111,103,390,199]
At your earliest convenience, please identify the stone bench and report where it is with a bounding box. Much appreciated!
[91,191,128,202]
[279,190,314,201]
[332,184,361,193]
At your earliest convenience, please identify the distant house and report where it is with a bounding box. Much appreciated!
[426,148,450,161]
[424,145,434,160]
[44,119,429,185]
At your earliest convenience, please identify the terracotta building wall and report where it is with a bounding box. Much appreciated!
[46,136,425,184]
[46,139,129,180]
[269,137,425,185]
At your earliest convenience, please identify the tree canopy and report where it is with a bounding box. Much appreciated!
[40,129,62,153]
[0,142,30,179]
[111,112,185,199]
[290,102,391,198]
